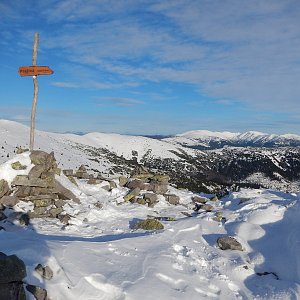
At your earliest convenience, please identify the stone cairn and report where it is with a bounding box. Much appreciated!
[121,165,180,207]
[0,150,80,226]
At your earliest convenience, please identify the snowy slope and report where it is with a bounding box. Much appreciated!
[0,153,299,299]
[0,119,196,165]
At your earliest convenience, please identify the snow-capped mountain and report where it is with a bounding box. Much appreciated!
[164,130,300,149]
[1,119,300,192]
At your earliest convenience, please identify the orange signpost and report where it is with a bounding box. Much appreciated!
[18,32,54,151]
[18,66,53,77]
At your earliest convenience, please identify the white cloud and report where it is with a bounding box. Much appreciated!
[96,97,144,107]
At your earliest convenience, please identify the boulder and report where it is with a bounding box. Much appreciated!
[30,151,57,171]
[100,185,110,191]
[151,174,169,184]
[200,204,214,212]
[126,179,145,190]
[54,199,65,208]
[14,186,33,198]
[0,196,19,207]
[63,169,73,176]
[29,207,49,218]
[94,201,103,209]
[109,181,117,190]
[124,187,140,202]
[149,183,168,194]
[217,236,243,251]
[32,199,53,207]
[133,219,164,230]
[26,285,47,300]
[164,194,180,205]
[143,193,159,207]
[75,170,89,179]
[53,180,80,204]
[136,198,147,205]
[0,179,9,198]
[11,161,26,170]
[57,213,71,224]
[0,282,26,300]
[48,207,63,218]
[12,175,53,188]
[16,147,29,154]
[28,165,46,179]
[35,264,53,280]
[119,176,128,187]
[192,196,207,204]
[0,253,26,283]
[87,178,102,185]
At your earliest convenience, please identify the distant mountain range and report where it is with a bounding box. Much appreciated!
[163,130,300,149]
[1,119,300,193]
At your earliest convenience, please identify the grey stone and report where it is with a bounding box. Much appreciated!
[101,185,110,191]
[149,183,168,194]
[87,178,102,185]
[192,196,207,204]
[0,179,9,198]
[12,176,53,188]
[200,204,214,212]
[14,186,32,198]
[217,236,243,251]
[30,207,48,217]
[58,214,71,224]
[109,181,117,190]
[0,196,19,207]
[9,212,30,225]
[32,199,53,207]
[143,193,159,207]
[25,194,58,201]
[30,151,57,171]
[0,253,26,283]
[126,179,145,190]
[0,282,26,300]
[124,187,140,202]
[151,174,170,184]
[133,219,164,230]
[75,171,89,179]
[54,199,65,208]
[48,207,63,218]
[119,176,128,187]
[11,161,27,170]
[78,164,87,172]
[164,194,180,205]
[16,147,29,154]
[53,180,80,203]
[94,201,103,209]
[63,169,73,176]
[28,165,46,180]
[35,264,53,280]
[26,285,47,300]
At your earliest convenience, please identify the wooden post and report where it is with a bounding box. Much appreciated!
[30,32,39,151]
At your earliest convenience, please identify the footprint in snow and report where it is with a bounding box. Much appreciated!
[156,273,188,291]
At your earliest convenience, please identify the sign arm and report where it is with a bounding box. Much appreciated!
[30,32,39,151]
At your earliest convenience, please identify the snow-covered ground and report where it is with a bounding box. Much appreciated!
[0,153,299,299]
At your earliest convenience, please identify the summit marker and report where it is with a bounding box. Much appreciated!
[18,33,53,151]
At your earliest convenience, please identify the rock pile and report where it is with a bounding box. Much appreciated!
[122,165,180,207]
[0,151,80,225]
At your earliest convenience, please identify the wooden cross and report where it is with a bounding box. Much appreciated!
[18,32,53,151]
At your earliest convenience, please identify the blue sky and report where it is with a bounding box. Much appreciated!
[1,0,300,135]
